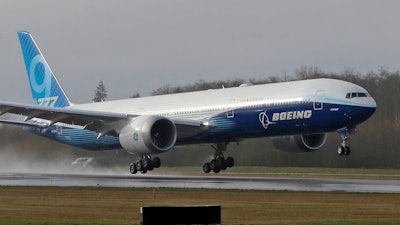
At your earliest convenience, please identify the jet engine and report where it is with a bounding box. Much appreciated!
[271,133,327,153]
[119,115,177,154]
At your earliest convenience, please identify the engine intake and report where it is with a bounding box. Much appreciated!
[119,115,177,154]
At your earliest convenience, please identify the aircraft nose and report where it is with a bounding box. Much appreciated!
[365,97,377,118]
[352,96,376,124]
[358,94,376,109]
[370,97,377,109]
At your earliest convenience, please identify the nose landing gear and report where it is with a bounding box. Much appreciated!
[337,127,354,156]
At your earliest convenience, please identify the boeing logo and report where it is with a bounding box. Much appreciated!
[259,110,313,129]
[259,111,275,129]
[272,110,312,121]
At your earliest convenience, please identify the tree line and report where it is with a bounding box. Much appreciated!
[1,66,400,169]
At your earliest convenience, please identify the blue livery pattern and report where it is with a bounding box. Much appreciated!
[18,31,71,107]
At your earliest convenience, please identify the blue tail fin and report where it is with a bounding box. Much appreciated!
[18,31,72,107]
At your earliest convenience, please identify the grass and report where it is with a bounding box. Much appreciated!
[1,186,400,225]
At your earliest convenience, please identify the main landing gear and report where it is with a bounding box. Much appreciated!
[203,143,235,173]
[337,127,354,156]
[129,155,161,174]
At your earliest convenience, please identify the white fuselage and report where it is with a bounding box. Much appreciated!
[70,78,375,121]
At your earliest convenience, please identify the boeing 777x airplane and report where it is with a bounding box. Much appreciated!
[0,31,376,174]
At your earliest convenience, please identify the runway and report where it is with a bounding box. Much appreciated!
[1,172,400,193]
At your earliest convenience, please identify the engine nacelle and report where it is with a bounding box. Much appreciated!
[119,115,177,154]
[271,133,327,153]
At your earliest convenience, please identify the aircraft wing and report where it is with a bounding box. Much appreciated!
[0,101,208,138]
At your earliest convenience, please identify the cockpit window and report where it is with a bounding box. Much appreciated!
[346,92,370,99]
[357,93,368,97]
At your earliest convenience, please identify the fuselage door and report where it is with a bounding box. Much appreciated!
[313,90,324,110]
[226,99,235,118]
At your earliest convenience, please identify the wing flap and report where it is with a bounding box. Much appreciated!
[0,119,48,128]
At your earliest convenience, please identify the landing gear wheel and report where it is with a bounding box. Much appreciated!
[203,162,211,173]
[129,163,137,174]
[142,158,150,168]
[226,157,235,168]
[135,160,143,171]
[213,167,221,173]
[209,159,217,172]
[337,146,351,156]
[209,159,221,173]
[152,157,161,168]
[344,146,351,155]
[217,158,227,170]
[129,155,162,175]
[337,146,344,155]
[142,158,154,171]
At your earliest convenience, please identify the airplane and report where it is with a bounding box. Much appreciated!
[0,31,376,174]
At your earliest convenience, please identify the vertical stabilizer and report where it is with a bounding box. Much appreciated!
[18,31,72,107]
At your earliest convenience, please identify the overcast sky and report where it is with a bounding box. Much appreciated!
[1,0,400,103]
